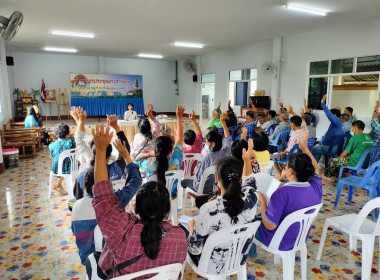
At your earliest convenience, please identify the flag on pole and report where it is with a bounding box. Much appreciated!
[40,79,47,103]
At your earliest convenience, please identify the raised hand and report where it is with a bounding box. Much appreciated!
[375,101,380,111]
[288,105,294,114]
[228,100,231,107]
[113,139,130,161]
[107,114,118,128]
[176,104,185,118]
[300,108,305,115]
[70,106,79,123]
[279,102,284,108]
[220,111,228,122]
[298,130,309,152]
[189,110,196,121]
[217,101,221,108]
[92,124,114,152]
[321,94,327,103]
[77,107,87,123]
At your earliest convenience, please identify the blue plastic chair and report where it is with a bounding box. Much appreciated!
[270,144,301,175]
[268,128,291,153]
[335,161,380,218]
[323,135,345,166]
[307,137,317,150]
[235,124,256,140]
[265,124,278,135]
[228,126,239,141]
[342,131,352,151]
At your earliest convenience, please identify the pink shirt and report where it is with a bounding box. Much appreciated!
[183,133,203,154]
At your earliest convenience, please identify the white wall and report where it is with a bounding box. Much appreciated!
[7,52,177,116]
[199,40,273,115]
[0,39,12,124]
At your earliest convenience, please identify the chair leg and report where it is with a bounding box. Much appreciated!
[347,185,354,202]
[361,236,375,280]
[334,182,344,207]
[281,252,295,280]
[349,235,358,251]
[316,221,329,260]
[48,172,54,198]
[237,264,247,280]
[300,247,307,280]
[183,189,188,209]
[178,185,183,209]
[274,254,281,265]
[65,175,74,200]
[170,199,178,226]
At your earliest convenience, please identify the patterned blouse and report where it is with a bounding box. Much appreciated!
[187,173,258,274]
[49,138,76,174]
[130,119,160,161]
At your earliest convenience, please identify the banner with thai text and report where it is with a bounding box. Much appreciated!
[70,73,143,98]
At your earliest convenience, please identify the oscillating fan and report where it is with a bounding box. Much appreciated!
[183,59,197,74]
[0,11,23,41]
[261,62,277,78]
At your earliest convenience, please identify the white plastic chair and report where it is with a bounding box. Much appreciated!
[165,170,184,226]
[254,203,323,280]
[184,165,217,208]
[111,263,184,280]
[316,197,380,280]
[187,221,260,280]
[94,225,103,253]
[179,153,201,208]
[258,161,274,175]
[48,149,79,200]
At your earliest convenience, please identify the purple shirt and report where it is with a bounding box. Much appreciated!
[258,175,322,250]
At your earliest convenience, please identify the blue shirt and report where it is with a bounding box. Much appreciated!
[25,115,39,128]
[320,103,344,146]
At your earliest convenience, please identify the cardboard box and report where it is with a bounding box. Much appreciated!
[254,90,265,96]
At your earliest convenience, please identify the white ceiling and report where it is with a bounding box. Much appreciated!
[2,0,380,60]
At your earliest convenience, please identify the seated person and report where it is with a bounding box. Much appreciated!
[90,124,187,278]
[25,106,39,128]
[341,113,351,133]
[231,139,260,173]
[271,116,305,174]
[32,105,50,145]
[268,111,290,141]
[183,110,203,154]
[147,104,157,117]
[312,94,345,163]
[135,105,185,185]
[337,106,354,123]
[72,140,142,265]
[200,126,219,159]
[260,110,277,132]
[187,146,258,273]
[371,101,380,146]
[209,102,222,128]
[240,97,256,117]
[49,123,76,195]
[225,100,238,127]
[251,131,270,163]
[235,110,258,136]
[185,112,232,194]
[302,113,316,139]
[253,132,322,252]
[124,103,139,120]
[303,98,316,126]
[322,120,374,182]
[130,108,160,161]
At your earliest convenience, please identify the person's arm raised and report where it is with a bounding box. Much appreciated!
[298,130,319,175]
[92,124,114,183]
[242,139,255,177]
[220,111,230,137]
[189,110,201,135]
[372,101,380,119]
[174,104,185,146]
[288,105,298,116]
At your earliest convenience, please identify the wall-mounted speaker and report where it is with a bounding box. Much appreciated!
[6,56,14,66]
[192,75,198,82]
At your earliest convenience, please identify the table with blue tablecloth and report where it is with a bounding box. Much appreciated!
[71,97,145,117]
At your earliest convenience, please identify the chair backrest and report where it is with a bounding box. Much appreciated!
[268,203,323,251]
[165,170,184,200]
[282,144,301,164]
[183,153,201,179]
[358,160,380,190]
[94,225,103,252]
[265,124,278,135]
[271,128,291,152]
[197,165,217,195]
[111,263,184,280]
[352,146,380,171]
[349,197,380,235]
[245,124,256,136]
[342,131,352,151]
[259,161,274,174]
[57,148,79,176]
[307,137,317,150]
[197,221,260,275]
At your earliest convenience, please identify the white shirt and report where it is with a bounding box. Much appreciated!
[124,110,137,120]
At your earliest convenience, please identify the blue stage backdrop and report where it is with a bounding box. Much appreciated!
[70,73,144,116]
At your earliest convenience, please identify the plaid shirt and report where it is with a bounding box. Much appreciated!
[286,128,305,152]
[92,181,187,279]
[371,118,380,146]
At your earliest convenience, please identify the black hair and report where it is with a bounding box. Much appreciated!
[54,123,70,139]
[287,153,315,182]
[345,107,353,115]
[205,131,223,152]
[84,169,95,196]
[127,103,134,110]
[184,129,196,146]
[246,111,255,119]
[217,157,244,220]
[302,114,312,126]
[330,108,341,118]
[352,120,365,130]
[138,118,153,139]
[290,116,302,127]
[268,110,276,118]
[155,136,173,185]
[251,131,269,151]
[90,143,113,167]
[231,140,248,162]
[207,126,218,134]
[27,106,37,120]
[227,110,236,119]
[136,181,170,260]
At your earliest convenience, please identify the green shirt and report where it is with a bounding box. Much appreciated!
[345,133,374,167]
[209,108,222,128]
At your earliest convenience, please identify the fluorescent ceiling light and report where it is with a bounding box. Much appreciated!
[52,30,94,38]
[44,47,77,53]
[138,53,163,59]
[174,42,204,48]
[285,4,327,16]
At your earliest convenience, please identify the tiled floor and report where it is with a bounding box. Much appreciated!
[0,121,379,279]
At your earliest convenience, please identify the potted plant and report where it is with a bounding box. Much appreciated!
[12,88,24,100]
[30,88,41,100]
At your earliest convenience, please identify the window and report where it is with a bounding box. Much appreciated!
[331,58,354,74]
[308,77,328,110]
[201,73,215,83]
[229,68,257,106]
[357,55,380,72]
[309,61,329,75]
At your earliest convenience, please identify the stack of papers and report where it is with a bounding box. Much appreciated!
[179,215,194,231]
